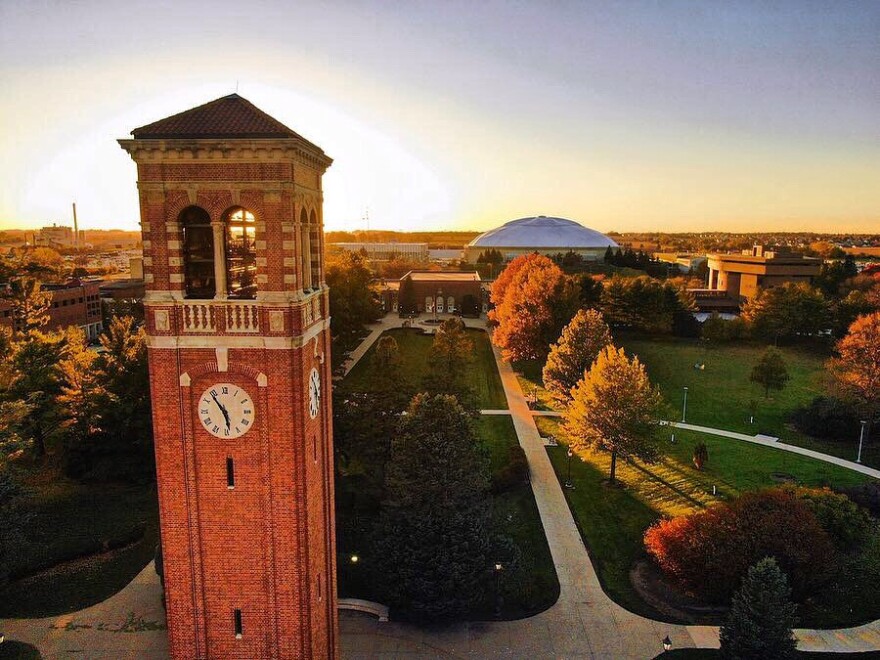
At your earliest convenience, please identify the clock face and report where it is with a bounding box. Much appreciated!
[198,383,255,439]
[308,368,321,419]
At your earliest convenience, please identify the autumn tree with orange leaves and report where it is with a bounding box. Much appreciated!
[830,312,880,430]
[563,345,664,483]
[488,253,579,362]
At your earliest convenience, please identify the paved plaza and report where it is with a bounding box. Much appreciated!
[3,314,879,658]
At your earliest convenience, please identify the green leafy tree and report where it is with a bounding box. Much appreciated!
[742,282,830,342]
[326,251,382,338]
[59,316,153,480]
[6,330,66,458]
[424,317,475,407]
[750,347,790,398]
[599,275,695,335]
[543,309,613,403]
[719,557,798,660]
[564,346,664,483]
[1,277,51,333]
[373,393,491,620]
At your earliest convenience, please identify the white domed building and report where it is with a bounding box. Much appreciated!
[464,215,618,263]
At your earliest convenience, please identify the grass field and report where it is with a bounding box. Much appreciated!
[336,328,558,619]
[516,335,878,468]
[616,336,879,469]
[344,327,508,409]
[538,416,876,626]
[0,477,159,618]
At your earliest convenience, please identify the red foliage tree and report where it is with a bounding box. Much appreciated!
[644,488,835,603]
[488,253,579,361]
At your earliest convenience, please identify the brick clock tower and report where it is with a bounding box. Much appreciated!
[119,95,338,659]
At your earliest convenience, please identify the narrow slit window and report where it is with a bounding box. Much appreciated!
[234,608,242,638]
[317,573,323,601]
[226,457,235,489]
[313,435,318,464]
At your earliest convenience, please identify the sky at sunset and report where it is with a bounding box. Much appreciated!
[1,0,878,234]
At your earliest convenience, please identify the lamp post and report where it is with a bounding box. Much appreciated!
[857,420,868,464]
[493,562,504,618]
[681,386,689,423]
[565,447,575,489]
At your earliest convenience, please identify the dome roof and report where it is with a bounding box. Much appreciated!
[467,216,618,250]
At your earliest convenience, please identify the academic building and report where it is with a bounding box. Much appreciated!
[0,279,103,339]
[706,245,822,301]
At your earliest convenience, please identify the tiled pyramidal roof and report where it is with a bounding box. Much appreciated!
[131,94,309,141]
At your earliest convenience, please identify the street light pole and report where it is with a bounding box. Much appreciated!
[681,386,689,423]
[857,420,867,464]
[493,562,503,618]
[565,447,575,489]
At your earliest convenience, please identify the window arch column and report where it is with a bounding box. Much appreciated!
[211,220,228,300]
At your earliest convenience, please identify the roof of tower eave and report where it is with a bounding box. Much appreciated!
[130,94,325,152]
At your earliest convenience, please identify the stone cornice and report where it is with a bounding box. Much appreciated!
[118,137,332,172]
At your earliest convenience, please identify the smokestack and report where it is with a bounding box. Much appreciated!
[72,202,78,249]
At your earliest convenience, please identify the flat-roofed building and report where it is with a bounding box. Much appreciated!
[0,279,103,339]
[331,242,428,262]
[706,245,821,301]
[387,270,483,316]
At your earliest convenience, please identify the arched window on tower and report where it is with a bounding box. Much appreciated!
[225,208,257,299]
[309,210,321,288]
[300,208,312,291]
[181,206,215,299]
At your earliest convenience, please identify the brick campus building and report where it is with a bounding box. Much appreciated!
[119,95,338,659]
[0,279,103,339]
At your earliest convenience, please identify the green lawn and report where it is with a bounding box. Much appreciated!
[344,327,508,409]
[336,329,558,619]
[616,336,878,468]
[0,479,159,618]
[519,335,877,468]
[538,416,875,626]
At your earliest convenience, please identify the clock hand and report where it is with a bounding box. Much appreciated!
[210,392,232,429]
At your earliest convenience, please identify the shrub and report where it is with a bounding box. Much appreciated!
[492,445,530,494]
[836,482,880,518]
[644,488,835,603]
[692,442,708,471]
[790,396,861,441]
[786,486,873,551]
[701,313,747,343]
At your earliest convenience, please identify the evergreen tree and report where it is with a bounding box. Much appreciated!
[719,557,797,660]
[373,394,491,620]
[398,275,417,315]
[543,309,613,403]
[603,246,614,264]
